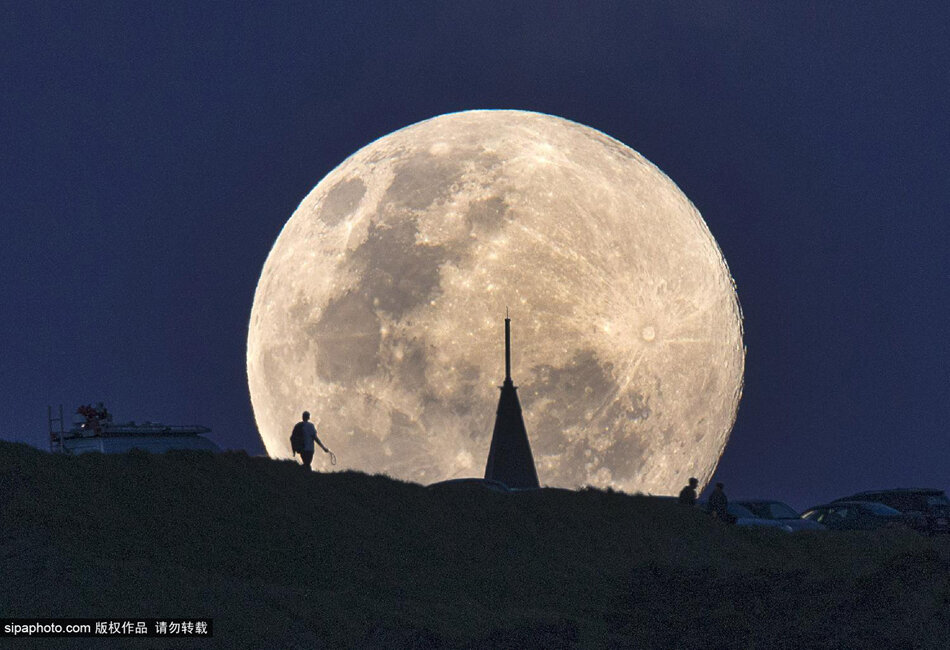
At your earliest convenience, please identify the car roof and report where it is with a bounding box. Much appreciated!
[848,488,945,496]
[426,477,511,491]
[806,500,897,510]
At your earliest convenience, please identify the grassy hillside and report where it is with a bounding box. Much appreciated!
[1,441,948,649]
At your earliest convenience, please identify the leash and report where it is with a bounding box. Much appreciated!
[329,450,337,466]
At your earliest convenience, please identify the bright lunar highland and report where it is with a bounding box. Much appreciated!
[248,110,744,493]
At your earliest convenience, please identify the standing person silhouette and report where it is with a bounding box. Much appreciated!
[709,482,731,522]
[291,411,329,469]
[678,477,699,506]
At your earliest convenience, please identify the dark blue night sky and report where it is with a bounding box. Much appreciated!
[3,2,948,510]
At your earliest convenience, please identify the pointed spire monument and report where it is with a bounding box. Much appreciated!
[484,311,541,489]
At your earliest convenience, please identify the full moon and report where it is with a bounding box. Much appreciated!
[247,110,743,493]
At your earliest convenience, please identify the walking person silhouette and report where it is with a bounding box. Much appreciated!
[290,411,329,469]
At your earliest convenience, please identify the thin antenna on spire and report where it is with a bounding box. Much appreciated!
[504,310,511,382]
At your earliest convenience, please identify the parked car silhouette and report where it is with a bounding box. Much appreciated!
[427,478,511,493]
[698,501,793,531]
[734,500,826,532]
[800,501,917,531]
[832,489,949,535]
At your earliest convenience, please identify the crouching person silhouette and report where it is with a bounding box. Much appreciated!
[290,411,329,469]
[678,477,699,506]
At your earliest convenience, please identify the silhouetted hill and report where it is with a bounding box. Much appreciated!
[2,441,948,648]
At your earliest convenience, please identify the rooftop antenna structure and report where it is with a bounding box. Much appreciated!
[48,404,65,453]
[484,310,541,489]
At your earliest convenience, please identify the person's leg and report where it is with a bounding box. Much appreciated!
[301,450,314,468]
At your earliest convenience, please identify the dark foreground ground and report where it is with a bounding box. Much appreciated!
[1,442,948,649]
